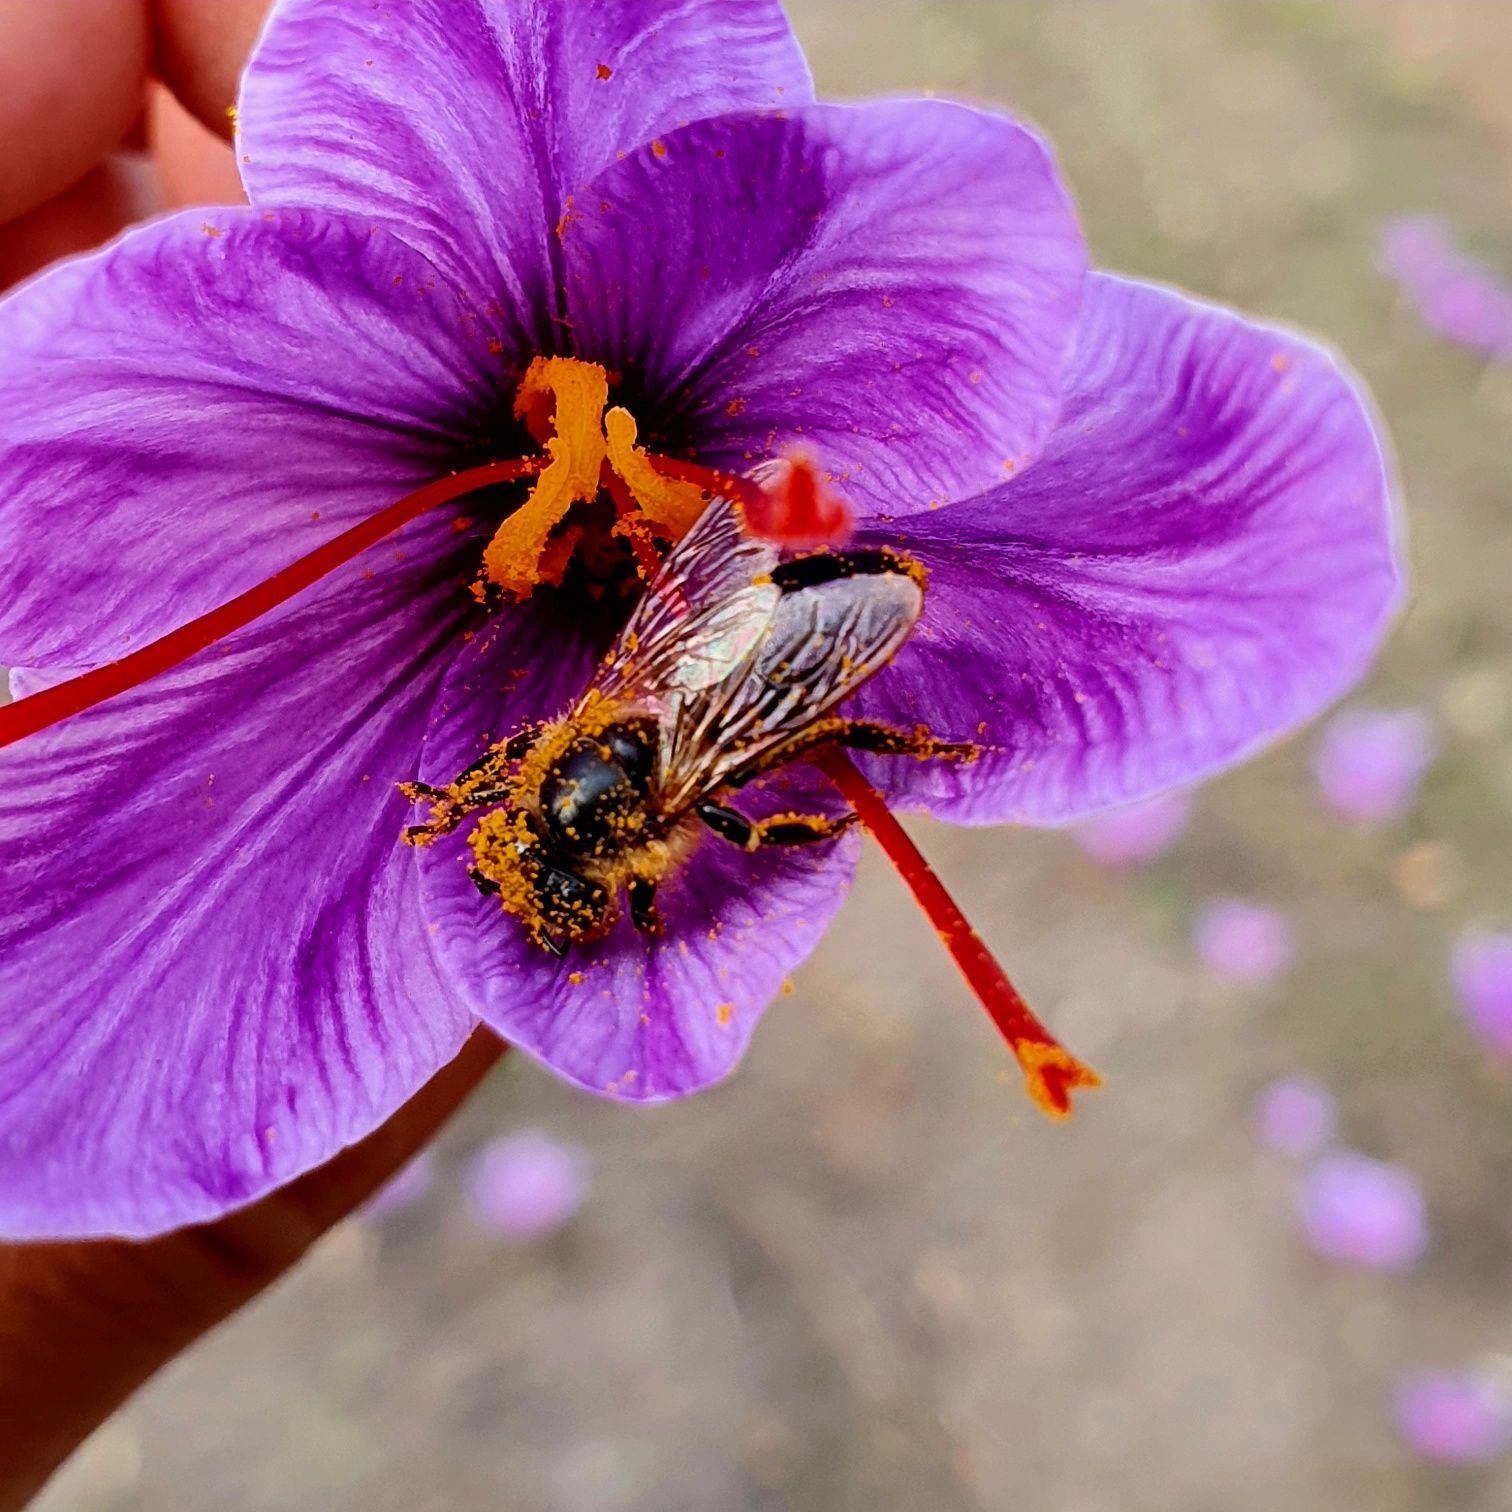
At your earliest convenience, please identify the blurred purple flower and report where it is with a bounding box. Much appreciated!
[0,0,1403,1238]
[1073,791,1192,867]
[1395,1370,1512,1465]
[366,1151,436,1219]
[1381,215,1512,360]
[1254,1075,1336,1156]
[1194,900,1293,984]
[465,1131,588,1242]
[1452,932,1512,1058]
[1297,1151,1428,1270]
[1313,707,1434,823]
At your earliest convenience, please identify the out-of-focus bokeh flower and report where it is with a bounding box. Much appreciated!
[1297,1151,1428,1270]
[1254,1076,1336,1156]
[1073,791,1192,868]
[1380,215,1512,361]
[1395,1370,1512,1465]
[1194,899,1293,984]
[464,1132,588,1243]
[1451,932,1512,1058]
[1313,707,1434,824]
[365,1151,436,1219]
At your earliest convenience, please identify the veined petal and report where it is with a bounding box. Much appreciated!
[565,101,1086,516]
[413,600,857,1099]
[238,0,813,350]
[0,522,476,1238]
[853,273,1402,823]
[0,206,504,668]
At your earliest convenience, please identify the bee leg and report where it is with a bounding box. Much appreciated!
[469,867,501,897]
[696,800,855,851]
[629,878,664,936]
[832,720,979,763]
[539,931,569,959]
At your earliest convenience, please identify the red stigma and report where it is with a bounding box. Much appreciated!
[742,456,854,547]
[816,751,1102,1120]
[0,458,544,750]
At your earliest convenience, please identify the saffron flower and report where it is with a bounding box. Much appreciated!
[1193,899,1294,985]
[1072,790,1192,868]
[464,1131,589,1242]
[1313,706,1434,824]
[1296,1152,1428,1271]
[0,0,1400,1236]
[1395,1369,1512,1466]
[1381,215,1512,361]
[1253,1075,1336,1157]
[1451,932,1512,1058]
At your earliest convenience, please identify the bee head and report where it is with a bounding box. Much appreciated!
[468,807,612,953]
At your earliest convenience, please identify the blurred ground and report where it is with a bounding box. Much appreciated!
[37,2,1512,1509]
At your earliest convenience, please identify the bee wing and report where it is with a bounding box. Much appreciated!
[654,567,925,811]
[587,496,782,709]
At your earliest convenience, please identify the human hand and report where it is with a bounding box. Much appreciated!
[0,7,505,1506]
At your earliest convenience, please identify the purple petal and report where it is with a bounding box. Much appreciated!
[1452,932,1512,1058]
[563,100,1085,515]
[464,1131,588,1241]
[849,273,1401,824]
[1253,1075,1336,1157]
[1072,790,1192,867]
[0,207,498,668]
[1194,899,1293,984]
[1395,1370,1512,1465]
[0,527,475,1238]
[412,599,858,1100]
[239,0,812,350]
[1313,706,1434,823]
[1296,1151,1428,1271]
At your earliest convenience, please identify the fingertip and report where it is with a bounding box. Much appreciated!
[149,85,248,209]
[155,0,274,138]
[0,0,151,223]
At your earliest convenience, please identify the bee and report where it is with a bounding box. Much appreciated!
[401,496,971,955]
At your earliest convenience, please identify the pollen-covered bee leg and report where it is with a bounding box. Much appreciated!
[629,878,664,936]
[469,867,501,897]
[833,719,978,763]
[728,719,977,793]
[748,812,858,848]
[696,800,855,851]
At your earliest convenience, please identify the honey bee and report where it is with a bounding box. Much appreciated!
[401,496,971,955]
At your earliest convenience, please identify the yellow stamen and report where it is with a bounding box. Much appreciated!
[603,407,709,540]
[480,357,609,597]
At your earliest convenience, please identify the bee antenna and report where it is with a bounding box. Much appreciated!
[540,932,568,959]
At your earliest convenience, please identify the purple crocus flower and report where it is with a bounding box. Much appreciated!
[1313,706,1434,824]
[1381,215,1512,361]
[1451,932,1512,1058]
[0,0,1400,1236]
[1072,790,1192,868]
[1297,1151,1428,1271]
[464,1131,588,1242]
[1194,899,1294,985]
[1253,1075,1336,1157]
[1395,1369,1512,1466]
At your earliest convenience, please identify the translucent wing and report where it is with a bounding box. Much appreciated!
[654,566,925,811]
[586,496,781,711]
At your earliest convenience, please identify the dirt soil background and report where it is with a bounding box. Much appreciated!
[36,2,1512,1509]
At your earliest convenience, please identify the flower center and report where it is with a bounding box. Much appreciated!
[475,356,856,600]
[478,356,708,598]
